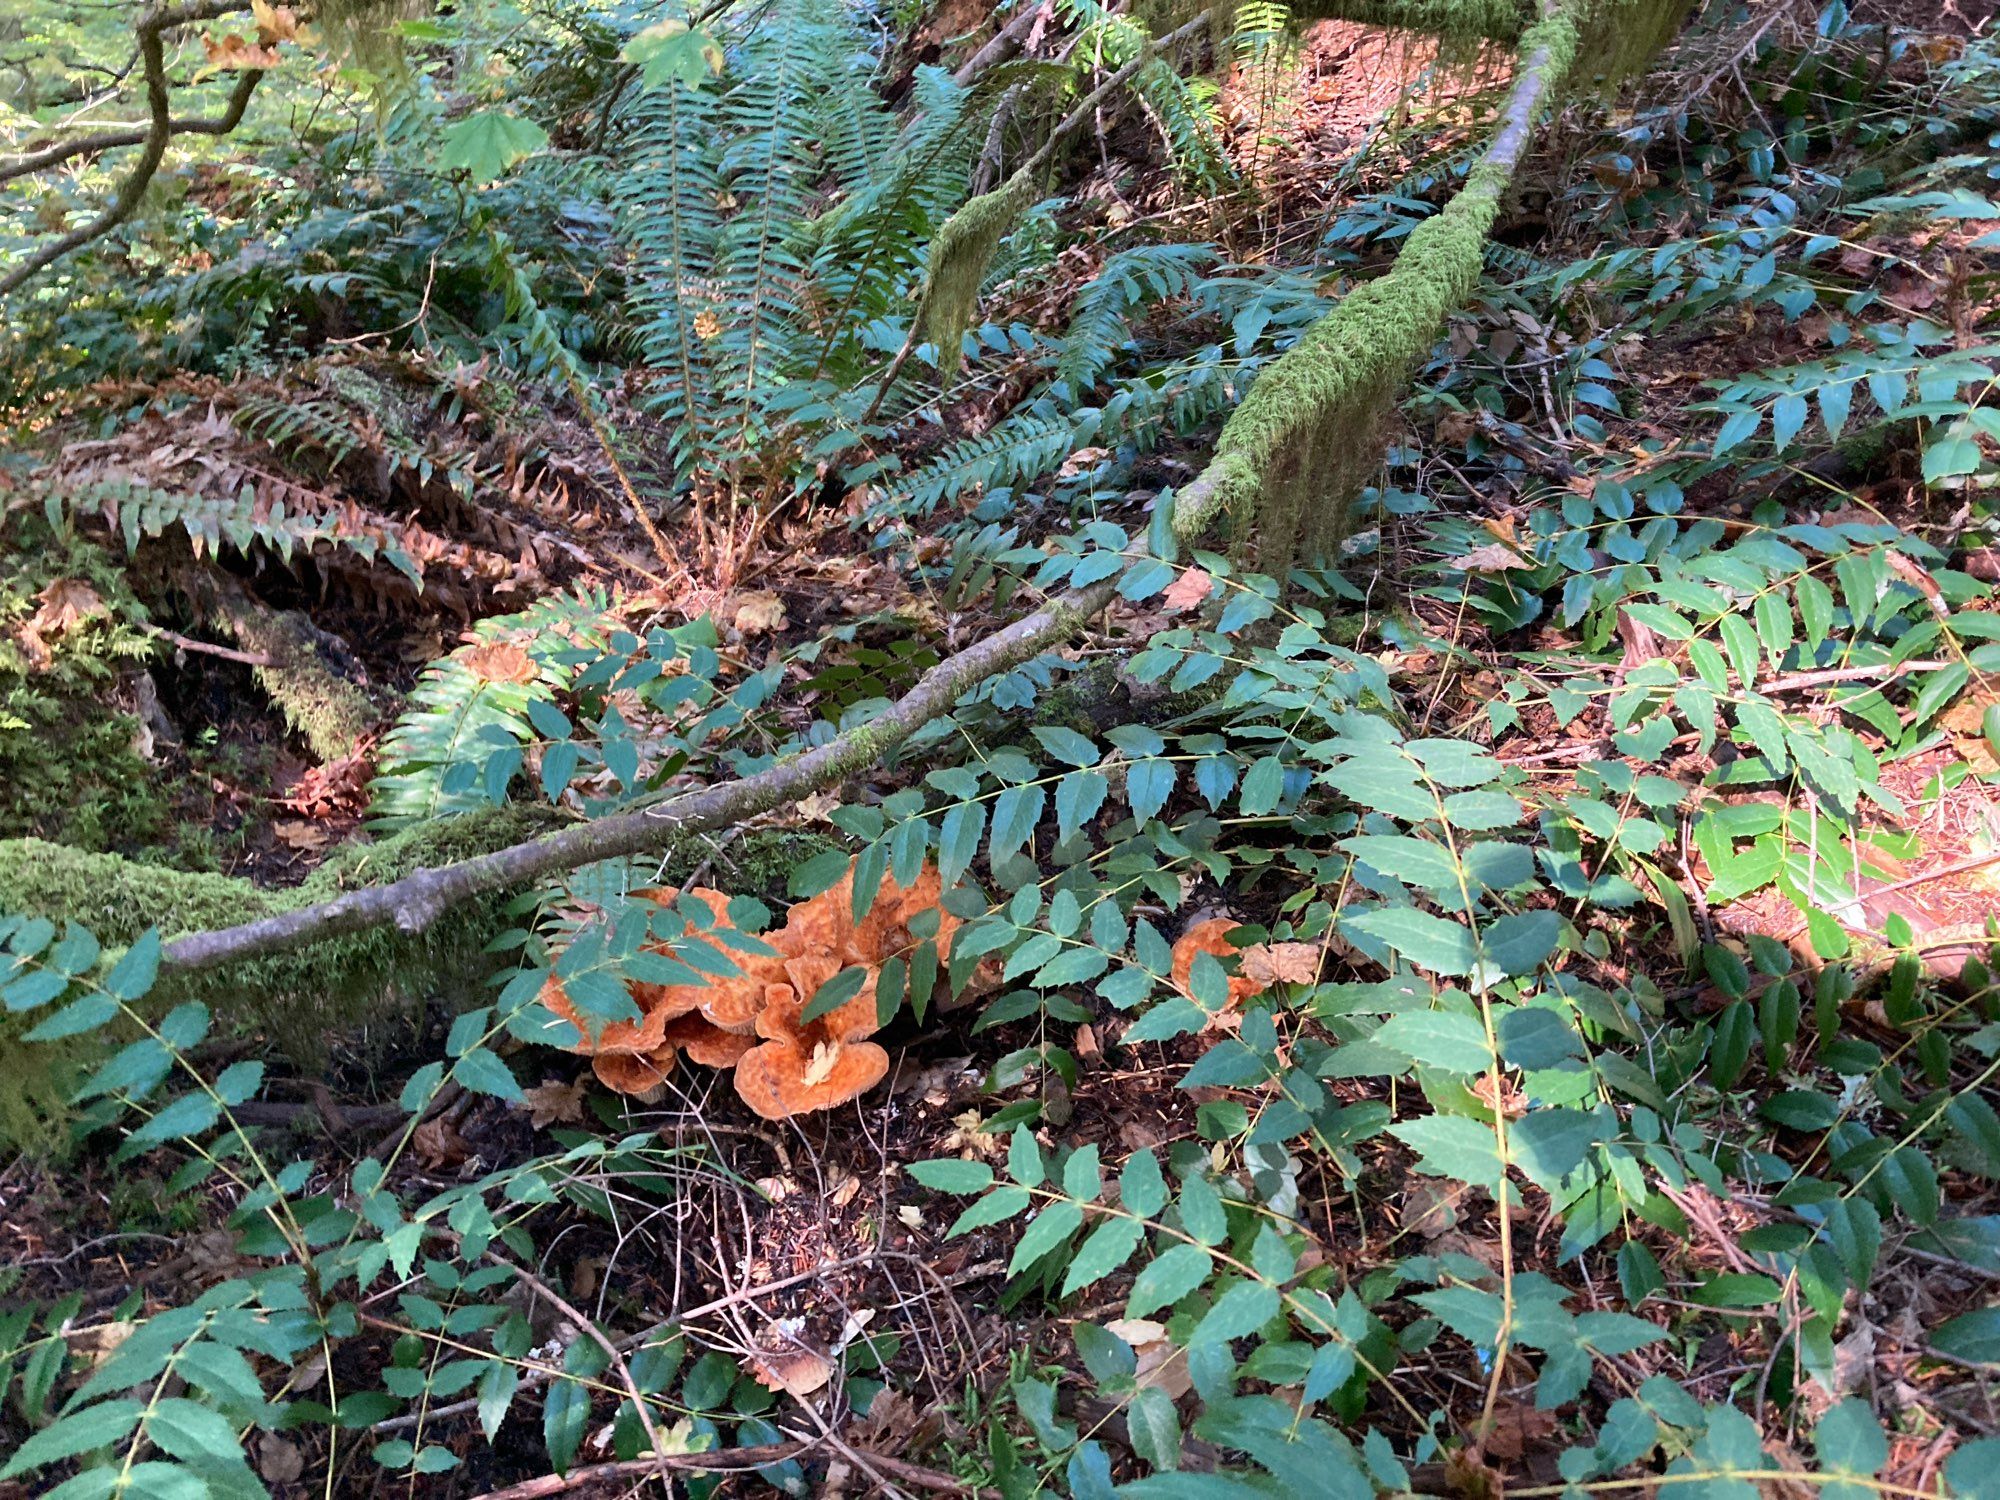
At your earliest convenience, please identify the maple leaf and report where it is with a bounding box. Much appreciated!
[439,110,551,185]
[31,577,106,635]
[14,577,106,672]
[1239,941,1321,988]
[200,32,282,70]
[517,1078,587,1130]
[730,591,787,635]
[250,0,299,43]
[621,19,726,89]
[1162,567,1214,612]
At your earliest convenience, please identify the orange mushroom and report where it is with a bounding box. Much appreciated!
[1170,918,1267,1011]
[732,955,889,1120]
[659,1012,758,1069]
[633,885,789,1035]
[535,972,685,1056]
[778,862,959,971]
[590,1047,676,1097]
[544,865,959,1113]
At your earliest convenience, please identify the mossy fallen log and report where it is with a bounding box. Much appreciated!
[0,806,842,1146]
[1170,6,1581,575]
[187,569,390,763]
[1,804,563,1030]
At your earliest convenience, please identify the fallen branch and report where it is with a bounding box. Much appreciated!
[465,1441,815,1500]
[160,579,1120,972]
[0,0,259,296]
[1169,2,1579,572]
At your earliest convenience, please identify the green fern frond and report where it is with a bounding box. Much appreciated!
[1055,243,1218,397]
[51,477,421,584]
[368,588,614,827]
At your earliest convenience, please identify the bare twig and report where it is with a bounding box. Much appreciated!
[487,1254,670,1468]
[143,624,276,668]
[0,0,262,296]
[464,1441,815,1500]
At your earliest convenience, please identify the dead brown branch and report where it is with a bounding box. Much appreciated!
[0,0,261,297]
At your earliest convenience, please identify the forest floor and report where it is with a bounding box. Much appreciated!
[5,4,2000,1499]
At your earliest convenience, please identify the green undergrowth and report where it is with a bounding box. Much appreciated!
[0,525,169,852]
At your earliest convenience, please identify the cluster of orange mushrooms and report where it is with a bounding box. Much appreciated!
[538,869,1303,1120]
[537,862,959,1120]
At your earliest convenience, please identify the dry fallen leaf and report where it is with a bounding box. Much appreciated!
[1057,445,1110,478]
[14,577,106,671]
[940,1109,1000,1158]
[1105,1318,1192,1399]
[518,1078,587,1130]
[413,1116,471,1170]
[461,641,539,684]
[271,819,331,851]
[255,1434,305,1485]
[731,591,788,635]
[1162,566,1215,612]
[1239,941,1320,988]
[853,1387,922,1451]
[1444,541,1532,574]
[1481,1398,1558,1461]
[30,577,104,635]
[68,1320,136,1370]
[747,1344,833,1398]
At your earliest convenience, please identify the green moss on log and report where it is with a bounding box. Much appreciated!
[198,578,387,763]
[1175,9,1580,578]
[916,169,1037,362]
[0,804,560,1010]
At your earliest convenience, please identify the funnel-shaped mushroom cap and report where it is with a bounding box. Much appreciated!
[1170,918,1265,1009]
[538,974,675,1055]
[660,1012,757,1069]
[765,957,881,1044]
[591,1046,675,1097]
[734,1036,890,1121]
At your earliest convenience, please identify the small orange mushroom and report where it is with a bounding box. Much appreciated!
[536,972,683,1056]
[545,865,959,1113]
[731,956,888,1120]
[633,885,788,1035]
[590,1047,676,1098]
[778,862,959,970]
[659,1012,758,1069]
[1170,918,1267,1011]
